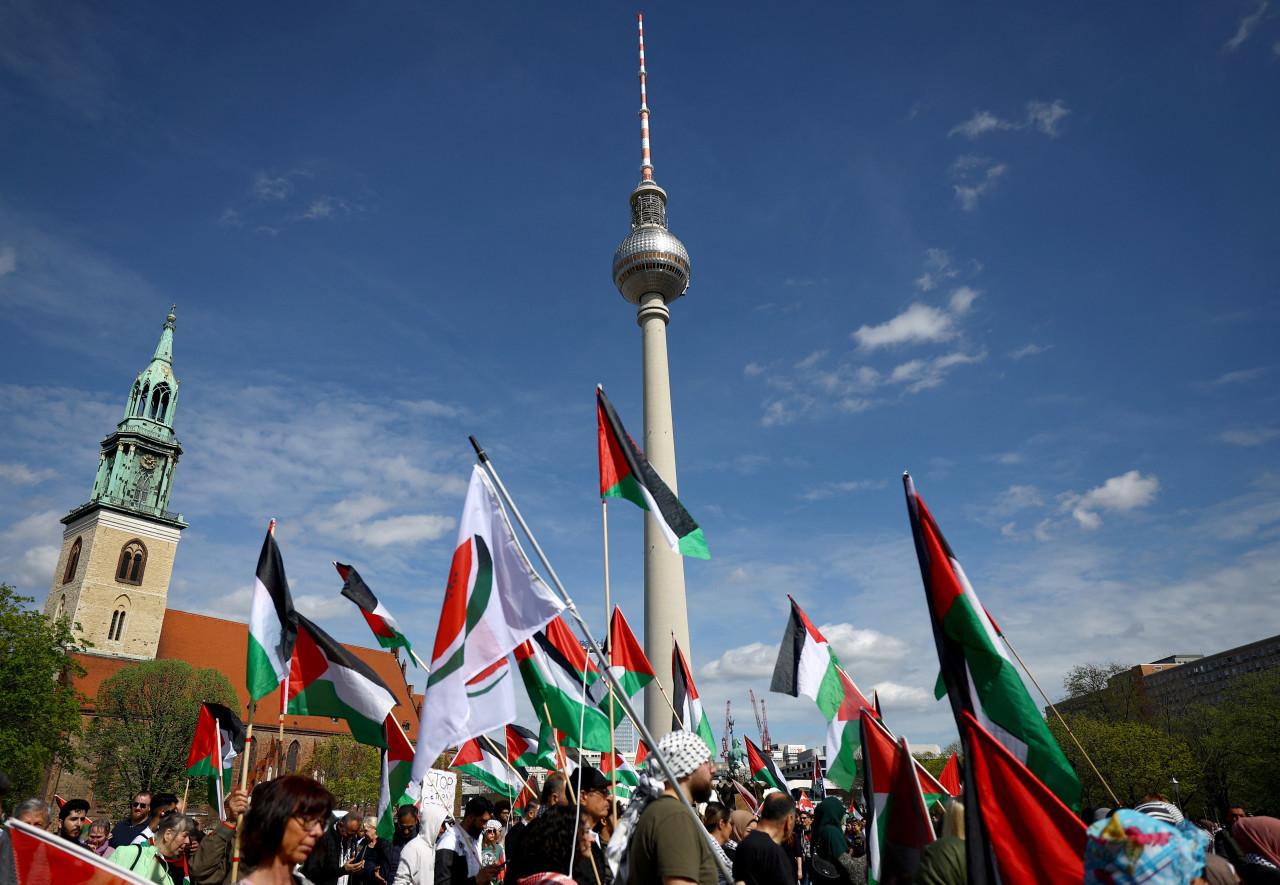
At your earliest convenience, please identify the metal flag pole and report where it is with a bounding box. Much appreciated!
[602,500,619,829]
[469,436,732,884]
[999,633,1121,807]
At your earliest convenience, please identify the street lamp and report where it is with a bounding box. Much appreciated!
[1169,775,1181,809]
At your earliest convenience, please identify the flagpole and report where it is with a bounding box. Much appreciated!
[408,648,430,672]
[480,735,539,799]
[181,779,190,812]
[602,500,618,830]
[998,634,1121,807]
[232,699,257,882]
[470,437,733,885]
[269,519,288,761]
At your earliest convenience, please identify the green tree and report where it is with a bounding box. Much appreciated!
[1061,661,1146,724]
[915,739,961,780]
[309,735,381,812]
[84,658,239,813]
[1206,669,1280,815]
[1049,715,1199,809]
[0,584,86,797]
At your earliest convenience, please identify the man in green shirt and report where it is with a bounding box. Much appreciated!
[628,731,720,885]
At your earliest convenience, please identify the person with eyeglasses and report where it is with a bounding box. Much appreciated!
[111,792,153,848]
[573,767,613,885]
[236,774,334,885]
[133,792,180,846]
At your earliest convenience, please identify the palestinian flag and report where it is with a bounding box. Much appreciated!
[914,757,951,812]
[861,710,934,885]
[600,750,641,788]
[411,465,565,787]
[512,774,538,818]
[770,596,875,789]
[515,618,613,752]
[246,523,297,701]
[962,712,1087,885]
[377,715,417,839]
[938,752,961,797]
[671,638,717,756]
[633,740,649,769]
[507,723,558,770]
[336,563,415,661]
[597,387,709,559]
[185,702,245,821]
[811,756,826,800]
[904,474,1081,811]
[452,736,530,797]
[744,735,787,792]
[604,606,656,721]
[286,614,399,747]
[731,779,760,813]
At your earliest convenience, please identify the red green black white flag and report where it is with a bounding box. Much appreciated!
[246,523,298,701]
[671,637,717,757]
[184,702,245,821]
[744,735,788,793]
[336,562,415,663]
[597,386,709,559]
[286,613,400,748]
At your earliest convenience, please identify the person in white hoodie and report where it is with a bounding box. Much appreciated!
[393,804,450,885]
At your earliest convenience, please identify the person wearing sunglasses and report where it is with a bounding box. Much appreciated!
[110,792,153,848]
[237,775,334,885]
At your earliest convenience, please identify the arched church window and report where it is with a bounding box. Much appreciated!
[286,740,300,774]
[107,595,130,641]
[136,384,149,417]
[116,540,147,585]
[149,384,171,421]
[63,537,82,584]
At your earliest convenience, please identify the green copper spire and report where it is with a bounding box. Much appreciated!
[70,307,186,527]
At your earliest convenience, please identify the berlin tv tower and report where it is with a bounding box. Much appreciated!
[611,13,694,739]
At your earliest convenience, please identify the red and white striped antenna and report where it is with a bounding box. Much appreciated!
[638,13,653,181]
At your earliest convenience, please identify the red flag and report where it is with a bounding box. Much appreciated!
[961,712,1087,885]
[861,709,934,884]
[797,791,815,813]
[9,820,154,884]
[938,752,961,797]
[732,779,760,813]
[609,605,656,682]
[634,740,649,768]
[512,774,538,818]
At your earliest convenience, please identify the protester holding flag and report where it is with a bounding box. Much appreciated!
[189,787,250,885]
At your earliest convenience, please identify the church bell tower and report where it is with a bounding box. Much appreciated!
[45,307,187,660]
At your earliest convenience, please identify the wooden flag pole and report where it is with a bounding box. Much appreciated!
[602,500,618,830]
[479,735,539,799]
[408,648,430,672]
[656,681,684,728]
[231,700,258,882]
[181,779,190,812]
[999,633,1120,807]
[540,701,577,805]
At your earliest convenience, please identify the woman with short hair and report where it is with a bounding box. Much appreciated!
[237,775,334,885]
[85,820,113,857]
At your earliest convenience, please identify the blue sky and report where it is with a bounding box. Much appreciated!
[2,0,1278,754]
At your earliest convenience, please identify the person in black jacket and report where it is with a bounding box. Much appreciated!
[302,812,366,885]
[434,797,501,885]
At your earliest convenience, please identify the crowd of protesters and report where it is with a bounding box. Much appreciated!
[3,738,1279,885]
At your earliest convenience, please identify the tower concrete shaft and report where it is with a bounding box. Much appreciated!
[638,293,690,740]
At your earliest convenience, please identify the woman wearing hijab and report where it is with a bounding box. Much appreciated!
[391,804,450,885]
[811,797,862,885]
[1234,817,1280,884]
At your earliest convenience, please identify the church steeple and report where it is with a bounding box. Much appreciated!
[80,307,185,524]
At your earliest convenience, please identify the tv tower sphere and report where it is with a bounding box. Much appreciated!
[612,181,690,306]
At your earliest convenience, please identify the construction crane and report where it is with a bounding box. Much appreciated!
[760,697,772,753]
[721,700,734,763]
[748,690,765,748]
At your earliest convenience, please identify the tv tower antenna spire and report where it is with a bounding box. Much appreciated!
[638,13,653,181]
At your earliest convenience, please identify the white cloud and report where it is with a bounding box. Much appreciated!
[949,110,1016,139]
[1196,367,1269,389]
[700,641,778,680]
[1026,100,1070,136]
[356,514,456,547]
[871,681,933,709]
[253,172,295,201]
[1010,343,1051,360]
[853,288,978,351]
[744,362,767,378]
[0,462,57,485]
[993,484,1045,515]
[0,246,15,277]
[699,624,911,682]
[951,158,1006,211]
[799,479,886,502]
[1220,427,1280,446]
[1225,1,1269,52]
[1063,470,1161,529]
[915,249,958,292]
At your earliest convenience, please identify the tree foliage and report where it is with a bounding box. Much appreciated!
[1207,670,1280,814]
[0,584,86,797]
[1061,661,1146,723]
[308,735,381,812]
[1049,715,1198,808]
[85,658,239,813]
